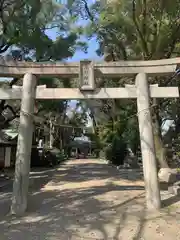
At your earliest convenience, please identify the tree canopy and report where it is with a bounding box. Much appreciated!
[74,0,180,167]
[0,0,89,151]
[1,0,180,166]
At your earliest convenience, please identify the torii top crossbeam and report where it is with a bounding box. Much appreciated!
[0,57,180,77]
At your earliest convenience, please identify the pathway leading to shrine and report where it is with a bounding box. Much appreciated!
[0,158,180,239]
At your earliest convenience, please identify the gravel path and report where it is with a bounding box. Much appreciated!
[0,159,180,240]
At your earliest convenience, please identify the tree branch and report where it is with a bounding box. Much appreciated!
[132,0,149,59]
[165,23,180,58]
[81,0,94,22]
[142,0,147,37]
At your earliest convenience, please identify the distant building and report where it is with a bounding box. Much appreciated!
[0,129,18,168]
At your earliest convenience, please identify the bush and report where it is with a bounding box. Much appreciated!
[104,136,127,166]
[49,148,67,163]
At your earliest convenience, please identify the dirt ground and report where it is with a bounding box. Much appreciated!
[0,158,180,240]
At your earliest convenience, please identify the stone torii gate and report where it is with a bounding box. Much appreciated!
[0,58,180,215]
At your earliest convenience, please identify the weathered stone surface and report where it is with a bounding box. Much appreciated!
[158,168,177,183]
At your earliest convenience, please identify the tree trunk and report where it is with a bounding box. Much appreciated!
[59,136,63,150]
[154,133,168,168]
[152,99,169,168]
[49,119,54,149]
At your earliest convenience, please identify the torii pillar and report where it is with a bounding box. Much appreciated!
[11,73,37,215]
[136,73,161,210]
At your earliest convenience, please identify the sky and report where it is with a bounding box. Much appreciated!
[70,36,100,62]
[46,27,99,62]
[46,0,102,62]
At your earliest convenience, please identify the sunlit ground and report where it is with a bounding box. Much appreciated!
[0,159,180,240]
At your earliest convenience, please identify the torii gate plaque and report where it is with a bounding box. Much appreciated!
[0,58,180,214]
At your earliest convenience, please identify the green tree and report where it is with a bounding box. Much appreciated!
[0,0,57,54]
[79,0,180,167]
[0,0,89,134]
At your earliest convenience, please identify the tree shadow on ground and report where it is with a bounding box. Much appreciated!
[0,184,146,240]
[0,159,180,240]
[0,166,58,216]
[162,194,180,208]
[49,161,144,184]
[1,185,180,240]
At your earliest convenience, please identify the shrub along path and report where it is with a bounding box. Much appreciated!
[0,159,180,239]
